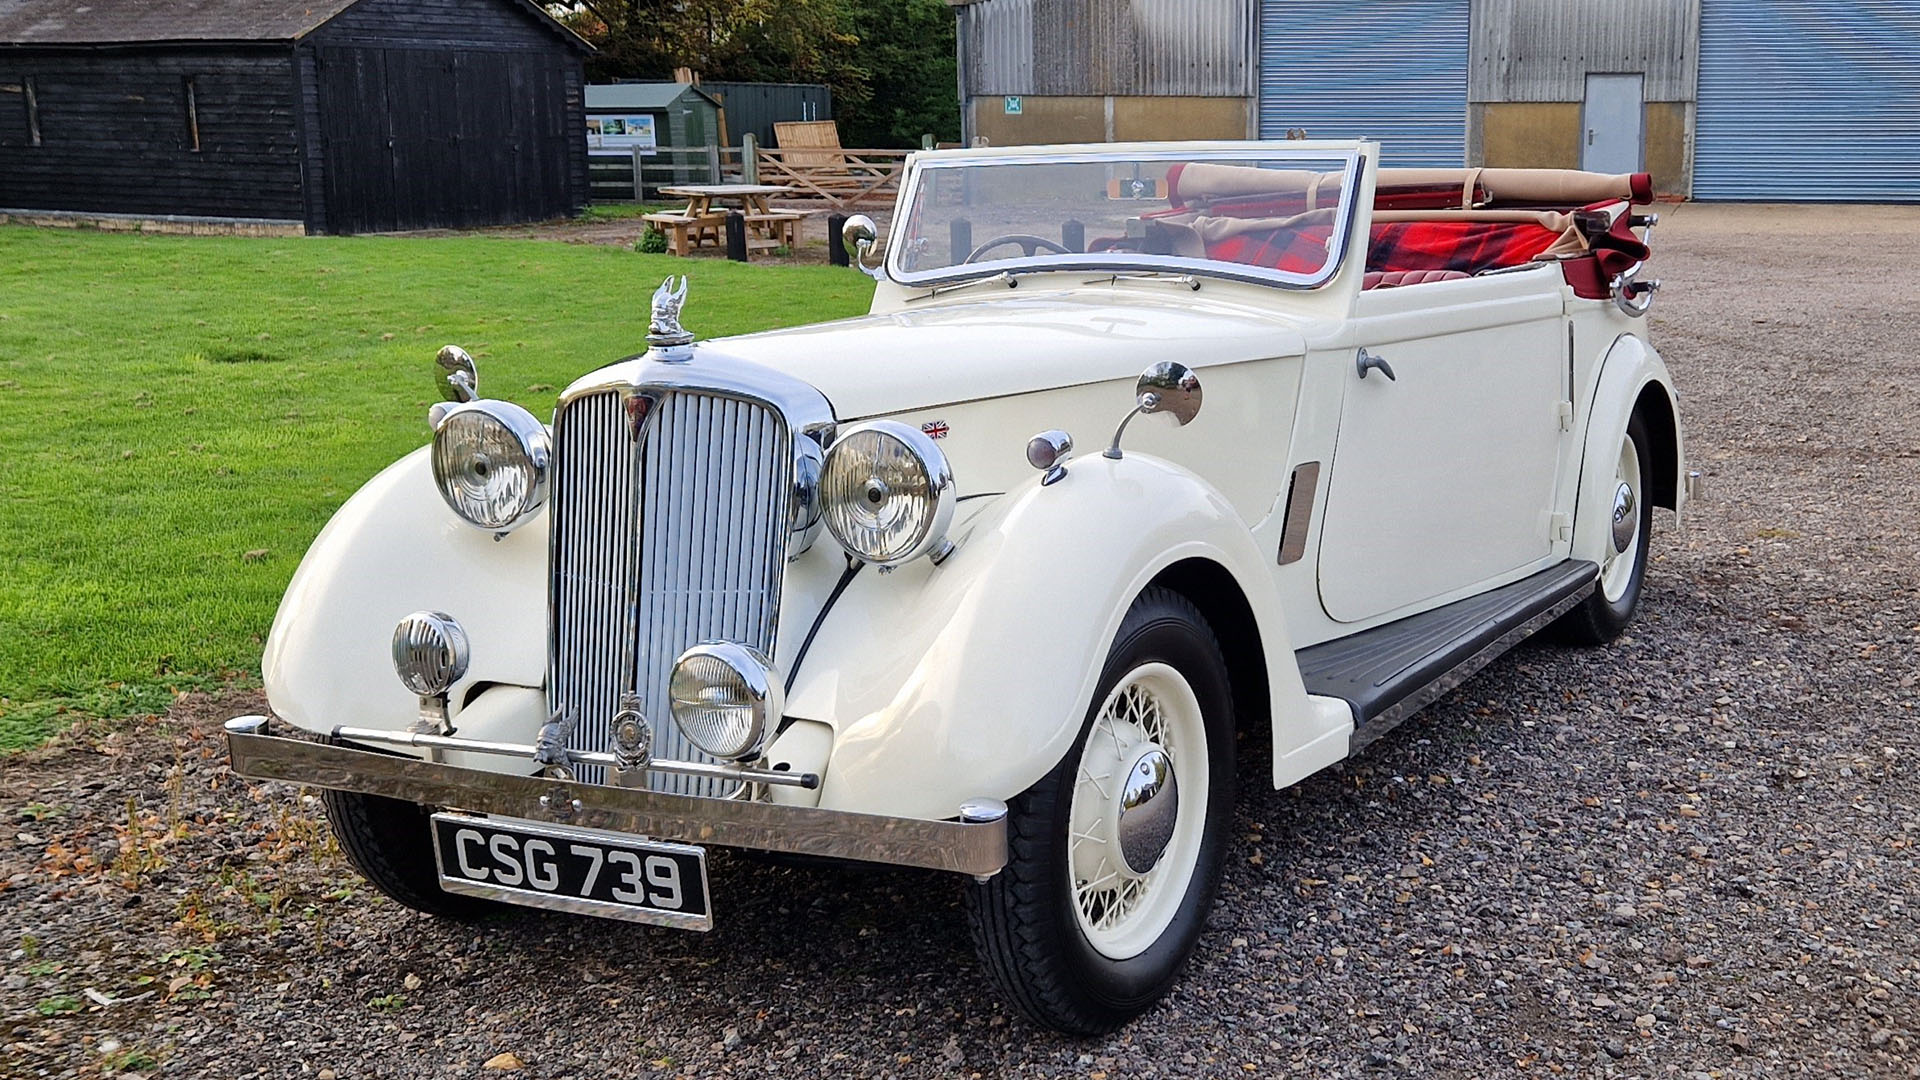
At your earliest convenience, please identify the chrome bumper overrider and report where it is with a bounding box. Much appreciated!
[224,717,1009,877]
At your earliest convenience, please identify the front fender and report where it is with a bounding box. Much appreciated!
[1573,335,1686,567]
[262,447,549,737]
[787,452,1314,821]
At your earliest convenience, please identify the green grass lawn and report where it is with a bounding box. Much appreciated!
[0,226,874,748]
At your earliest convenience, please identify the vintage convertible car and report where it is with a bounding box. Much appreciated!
[226,140,1696,1033]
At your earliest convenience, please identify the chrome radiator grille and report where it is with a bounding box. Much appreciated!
[549,387,791,793]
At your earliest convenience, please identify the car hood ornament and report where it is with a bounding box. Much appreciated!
[648,275,695,359]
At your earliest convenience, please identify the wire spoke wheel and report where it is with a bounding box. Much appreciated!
[1066,662,1208,960]
[964,587,1232,1035]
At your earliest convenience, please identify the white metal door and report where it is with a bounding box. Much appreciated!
[1317,291,1566,624]
[1581,74,1644,174]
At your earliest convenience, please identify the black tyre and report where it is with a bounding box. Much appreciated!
[1555,413,1654,645]
[964,587,1235,1035]
[321,786,497,919]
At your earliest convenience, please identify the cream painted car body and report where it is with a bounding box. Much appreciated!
[263,140,1685,823]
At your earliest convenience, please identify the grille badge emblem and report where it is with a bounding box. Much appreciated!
[610,692,652,787]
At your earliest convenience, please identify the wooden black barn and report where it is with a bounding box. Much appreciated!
[0,0,591,234]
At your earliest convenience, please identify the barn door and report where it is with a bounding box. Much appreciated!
[316,47,395,234]
[316,47,575,233]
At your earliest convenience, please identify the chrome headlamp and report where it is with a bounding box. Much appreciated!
[668,642,783,760]
[820,420,956,567]
[391,610,470,697]
[431,400,551,532]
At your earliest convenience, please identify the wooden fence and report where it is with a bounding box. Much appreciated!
[590,137,911,209]
[588,146,745,202]
[754,147,911,208]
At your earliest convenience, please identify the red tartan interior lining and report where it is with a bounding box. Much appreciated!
[1200,220,1563,278]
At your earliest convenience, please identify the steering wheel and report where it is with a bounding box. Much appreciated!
[963,234,1074,264]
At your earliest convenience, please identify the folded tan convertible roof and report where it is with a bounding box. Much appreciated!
[1171,164,1649,209]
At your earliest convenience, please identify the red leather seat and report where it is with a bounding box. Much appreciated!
[1362,269,1472,290]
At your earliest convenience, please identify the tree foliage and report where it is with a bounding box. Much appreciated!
[554,0,958,148]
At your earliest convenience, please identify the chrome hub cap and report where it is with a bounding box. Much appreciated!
[1601,434,1644,603]
[1610,481,1638,553]
[1068,662,1208,960]
[1116,747,1177,873]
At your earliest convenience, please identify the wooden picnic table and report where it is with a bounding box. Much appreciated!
[647,184,805,256]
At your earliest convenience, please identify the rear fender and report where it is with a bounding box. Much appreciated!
[786,452,1335,821]
[1573,335,1686,566]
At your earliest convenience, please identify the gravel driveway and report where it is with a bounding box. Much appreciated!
[4,203,1917,1078]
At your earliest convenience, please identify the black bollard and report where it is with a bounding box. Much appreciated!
[828,212,849,267]
[1062,218,1085,253]
[950,217,973,263]
[726,211,748,262]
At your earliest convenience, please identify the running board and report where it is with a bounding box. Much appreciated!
[1297,561,1598,750]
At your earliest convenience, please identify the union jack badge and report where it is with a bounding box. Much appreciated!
[921,420,950,440]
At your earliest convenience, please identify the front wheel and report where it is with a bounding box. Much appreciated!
[964,587,1235,1035]
[322,787,497,919]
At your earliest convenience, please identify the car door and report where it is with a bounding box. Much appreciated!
[1315,270,1571,624]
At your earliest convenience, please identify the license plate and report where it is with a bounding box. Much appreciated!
[430,813,712,930]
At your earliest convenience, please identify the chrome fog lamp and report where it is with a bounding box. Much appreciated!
[668,642,783,760]
[821,420,956,567]
[431,400,551,532]
[391,611,471,697]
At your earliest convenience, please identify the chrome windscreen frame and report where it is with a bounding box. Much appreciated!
[884,144,1370,291]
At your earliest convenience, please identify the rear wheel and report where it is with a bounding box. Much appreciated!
[322,786,497,919]
[1555,413,1653,645]
[964,587,1234,1034]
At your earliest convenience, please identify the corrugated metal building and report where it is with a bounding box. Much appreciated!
[949,0,1920,201]
[953,0,1258,146]
[1470,0,1698,192]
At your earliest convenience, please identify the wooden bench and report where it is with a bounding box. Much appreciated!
[744,210,805,249]
[641,211,726,256]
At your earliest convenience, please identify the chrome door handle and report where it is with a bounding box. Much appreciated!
[1356,349,1396,381]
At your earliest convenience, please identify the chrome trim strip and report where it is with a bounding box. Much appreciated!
[1276,461,1321,566]
[430,812,714,931]
[227,723,1009,877]
[1349,576,1595,752]
[330,724,818,789]
[885,146,1367,291]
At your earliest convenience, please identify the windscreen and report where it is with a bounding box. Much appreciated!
[890,151,1362,287]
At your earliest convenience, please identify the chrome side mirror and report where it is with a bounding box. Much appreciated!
[428,345,479,429]
[843,214,884,281]
[435,345,478,403]
[1104,362,1202,459]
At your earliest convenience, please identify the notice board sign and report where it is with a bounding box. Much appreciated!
[588,114,659,152]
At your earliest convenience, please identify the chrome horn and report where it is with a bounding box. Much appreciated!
[843,214,885,281]
[1104,361,1203,459]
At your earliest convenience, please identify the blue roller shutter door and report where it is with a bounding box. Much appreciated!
[1696,1,1920,202]
[1258,0,1469,166]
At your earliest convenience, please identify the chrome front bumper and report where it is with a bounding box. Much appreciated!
[225,717,1009,877]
